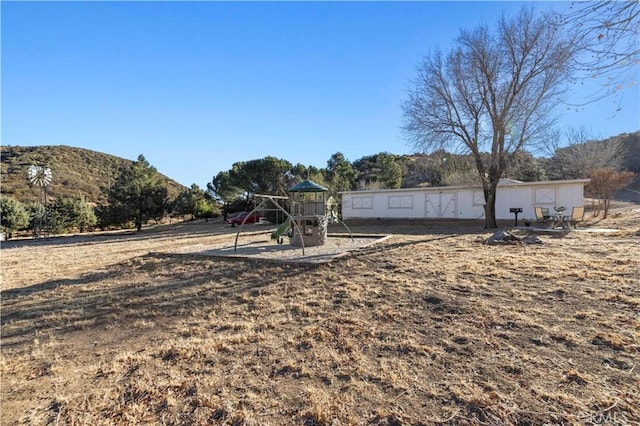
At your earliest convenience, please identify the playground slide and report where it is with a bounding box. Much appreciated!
[270,217,292,242]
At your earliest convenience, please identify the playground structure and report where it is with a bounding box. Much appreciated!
[234,179,351,255]
[288,179,329,247]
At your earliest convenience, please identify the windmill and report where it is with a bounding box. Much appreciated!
[27,165,52,237]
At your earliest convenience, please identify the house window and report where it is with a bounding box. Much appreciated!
[389,195,413,209]
[352,197,373,209]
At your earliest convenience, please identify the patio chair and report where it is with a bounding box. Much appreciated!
[563,206,585,229]
[534,206,551,226]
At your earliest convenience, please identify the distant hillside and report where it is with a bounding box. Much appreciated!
[0,146,185,205]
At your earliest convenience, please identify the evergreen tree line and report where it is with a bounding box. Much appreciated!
[0,195,98,240]
[208,131,638,206]
[0,155,218,239]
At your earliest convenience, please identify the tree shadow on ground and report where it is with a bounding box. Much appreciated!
[0,230,474,352]
[0,253,317,350]
[1,219,239,250]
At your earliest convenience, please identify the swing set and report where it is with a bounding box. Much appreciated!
[233,187,353,256]
[233,193,308,254]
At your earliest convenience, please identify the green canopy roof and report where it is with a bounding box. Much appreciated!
[288,179,328,192]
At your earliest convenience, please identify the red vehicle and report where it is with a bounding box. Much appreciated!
[227,212,265,227]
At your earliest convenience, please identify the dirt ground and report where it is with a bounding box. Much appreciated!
[1,206,639,425]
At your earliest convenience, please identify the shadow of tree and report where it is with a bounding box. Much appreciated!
[1,253,318,350]
[1,222,489,353]
[1,220,239,250]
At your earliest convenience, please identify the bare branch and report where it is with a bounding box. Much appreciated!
[555,1,640,103]
[403,5,580,228]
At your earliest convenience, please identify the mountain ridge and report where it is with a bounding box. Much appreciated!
[1,145,186,205]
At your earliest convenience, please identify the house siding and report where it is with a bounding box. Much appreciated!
[341,180,589,221]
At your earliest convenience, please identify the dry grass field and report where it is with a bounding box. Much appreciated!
[1,206,639,425]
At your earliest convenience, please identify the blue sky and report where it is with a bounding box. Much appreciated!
[2,1,639,188]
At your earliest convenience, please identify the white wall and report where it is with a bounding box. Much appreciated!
[496,182,586,221]
[341,180,588,221]
[343,190,426,220]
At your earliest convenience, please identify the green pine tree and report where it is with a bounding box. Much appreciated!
[0,195,30,240]
[105,155,168,231]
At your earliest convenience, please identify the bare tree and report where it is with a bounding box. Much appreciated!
[586,168,634,218]
[545,126,625,180]
[403,6,580,228]
[556,1,639,103]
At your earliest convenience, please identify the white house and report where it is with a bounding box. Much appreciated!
[340,179,590,221]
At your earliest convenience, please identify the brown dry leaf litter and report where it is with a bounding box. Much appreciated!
[1,206,639,425]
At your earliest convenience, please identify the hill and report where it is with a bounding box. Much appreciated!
[0,145,185,205]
